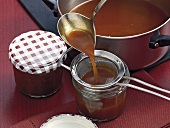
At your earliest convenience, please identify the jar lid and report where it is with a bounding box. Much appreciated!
[9,30,67,74]
[40,114,98,128]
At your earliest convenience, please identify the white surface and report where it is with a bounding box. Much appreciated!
[40,114,98,128]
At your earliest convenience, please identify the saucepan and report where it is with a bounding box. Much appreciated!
[57,0,170,70]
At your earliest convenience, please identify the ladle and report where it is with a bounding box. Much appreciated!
[57,0,107,51]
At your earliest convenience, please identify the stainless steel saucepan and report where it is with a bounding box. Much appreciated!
[57,0,170,70]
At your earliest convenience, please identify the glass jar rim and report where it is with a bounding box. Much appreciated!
[70,50,128,90]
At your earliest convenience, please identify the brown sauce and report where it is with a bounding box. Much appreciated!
[76,89,126,121]
[65,14,127,121]
[65,29,99,83]
[70,0,169,37]
[82,67,117,85]
[13,66,62,97]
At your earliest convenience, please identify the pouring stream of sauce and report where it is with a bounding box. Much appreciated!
[66,29,99,84]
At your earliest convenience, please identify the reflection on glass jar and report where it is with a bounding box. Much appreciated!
[71,50,130,122]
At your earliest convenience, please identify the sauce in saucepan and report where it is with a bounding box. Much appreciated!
[70,0,169,37]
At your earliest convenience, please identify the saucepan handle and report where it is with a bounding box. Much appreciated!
[149,30,170,49]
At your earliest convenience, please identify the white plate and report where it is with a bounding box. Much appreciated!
[40,114,98,128]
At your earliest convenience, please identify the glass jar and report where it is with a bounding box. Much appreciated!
[71,50,130,122]
[9,30,67,98]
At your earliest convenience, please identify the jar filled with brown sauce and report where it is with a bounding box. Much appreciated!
[71,50,130,122]
[9,30,67,98]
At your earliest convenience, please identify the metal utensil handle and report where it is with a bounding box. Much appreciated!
[116,82,170,101]
[60,47,73,71]
[123,76,170,94]
[117,76,170,101]
[92,0,107,20]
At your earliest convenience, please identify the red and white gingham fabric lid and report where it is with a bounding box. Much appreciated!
[9,30,67,74]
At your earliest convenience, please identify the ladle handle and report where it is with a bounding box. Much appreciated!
[92,0,107,20]
[116,83,170,101]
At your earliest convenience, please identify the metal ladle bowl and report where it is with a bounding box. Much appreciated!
[57,0,107,51]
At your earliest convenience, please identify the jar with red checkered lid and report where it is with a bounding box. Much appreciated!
[9,30,67,98]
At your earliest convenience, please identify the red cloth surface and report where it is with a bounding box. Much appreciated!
[10,70,170,128]
[11,101,78,128]
[1,0,170,128]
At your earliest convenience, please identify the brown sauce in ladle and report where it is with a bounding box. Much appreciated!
[66,29,99,83]
[63,0,112,85]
